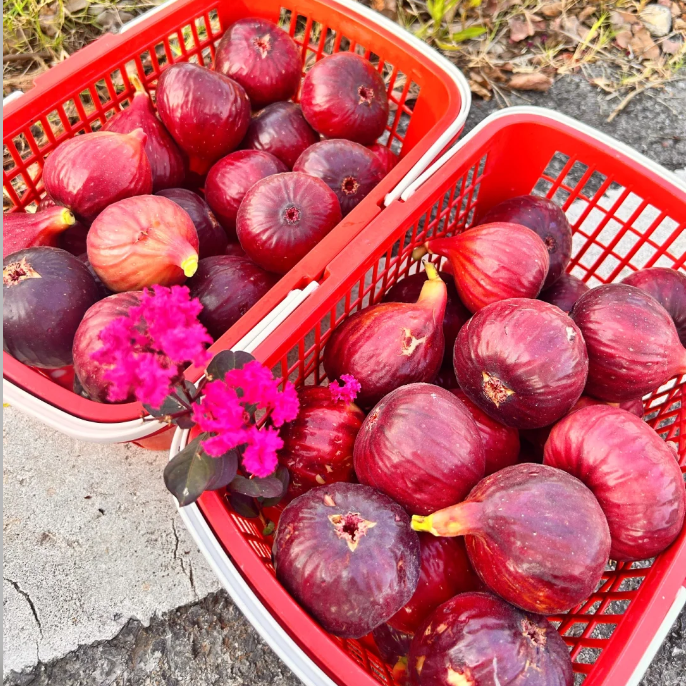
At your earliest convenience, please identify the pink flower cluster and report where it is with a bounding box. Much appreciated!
[93,286,212,408]
[192,361,299,477]
[329,374,361,404]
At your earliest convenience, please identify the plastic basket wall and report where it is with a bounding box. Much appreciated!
[2,0,466,426]
[195,110,686,686]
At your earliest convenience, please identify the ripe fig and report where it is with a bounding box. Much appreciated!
[43,130,152,223]
[539,272,590,313]
[354,383,485,515]
[544,405,685,561]
[323,263,447,408]
[412,463,611,614]
[454,298,588,429]
[372,623,413,685]
[417,223,550,312]
[570,284,686,401]
[58,220,90,256]
[432,364,458,391]
[3,207,76,258]
[273,483,421,638]
[408,592,573,686]
[367,142,399,175]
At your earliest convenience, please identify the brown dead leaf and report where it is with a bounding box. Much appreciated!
[629,26,661,60]
[508,72,554,91]
[509,17,534,42]
[469,79,492,99]
[579,6,597,23]
[675,18,686,29]
[482,65,508,82]
[615,30,633,49]
[670,1,681,16]
[372,0,397,19]
[661,36,683,54]
[541,2,564,18]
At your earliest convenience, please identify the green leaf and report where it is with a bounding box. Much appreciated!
[229,493,260,519]
[261,466,290,507]
[229,475,284,499]
[143,381,198,428]
[206,350,255,382]
[262,520,275,537]
[450,25,487,42]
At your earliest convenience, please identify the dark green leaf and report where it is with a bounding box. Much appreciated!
[261,466,290,507]
[229,493,260,519]
[229,475,284,498]
[262,520,275,537]
[143,381,197,419]
[206,350,255,382]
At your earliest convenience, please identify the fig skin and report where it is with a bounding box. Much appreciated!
[43,130,152,224]
[278,386,365,502]
[421,223,550,313]
[432,364,458,391]
[454,298,589,429]
[58,220,90,256]
[214,18,301,110]
[544,405,685,561]
[156,63,251,176]
[409,592,574,686]
[3,247,102,368]
[324,263,447,408]
[236,172,341,275]
[273,483,421,639]
[3,207,76,258]
[412,463,611,615]
[354,383,485,515]
[480,195,572,288]
[293,139,386,217]
[372,623,413,684]
[104,74,184,192]
[622,267,686,346]
[300,52,389,144]
[241,102,319,169]
[367,142,399,175]
[539,272,590,313]
[570,283,686,402]
[450,388,520,476]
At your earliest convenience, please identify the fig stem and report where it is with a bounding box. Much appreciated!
[128,72,146,96]
[60,209,76,227]
[412,246,428,261]
[411,501,482,537]
[181,255,199,278]
[424,260,441,281]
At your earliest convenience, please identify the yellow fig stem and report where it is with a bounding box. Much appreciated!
[412,245,428,261]
[181,254,198,278]
[129,72,146,96]
[423,260,442,281]
[60,209,76,227]
[411,501,482,537]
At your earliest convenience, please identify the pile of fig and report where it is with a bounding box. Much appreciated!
[3,17,396,399]
[268,193,684,684]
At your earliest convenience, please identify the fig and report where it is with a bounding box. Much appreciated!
[104,74,184,192]
[539,272,590,313]
[236,172,341,274]
[273,483,421,638]
[77,254,113,299]
[156,63,250,176]
[214,18,301,110]
[241,102,319,169]
[278,386,365,502]
[570,284,686,401]
[417,223,550,312]
[354,383,485,515]
[186,255,277,339]
[622,267,686,346]
[3,247,101,368]
[224,242,247,258]
[58,220,90,256]
[480,195,572,288]
[43,130,152,223]
[73,292,142,402]
[323,263,447,408]
[450,389,520,476]
[3,207,76,258]
[544,405,685,561]
[204,150,288,239]
[388,535,481,634]
[454,298,588,429]
[372,623,413,684]
[293,139,385,216]
[367,142,399,175]
[408,592,573,686]
[87,195,199,292]
[37,195,57,211]
[155,188,227,258]
[301,52,389,144]
[412,463,611,614]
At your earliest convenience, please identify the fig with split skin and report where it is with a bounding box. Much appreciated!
[544,405,685,561]
[323,262,447,408]
[539,272,590,313]
[354,383,485,515]
[412,463,611,615]
[3,207,76,258]
[273,482,421,638]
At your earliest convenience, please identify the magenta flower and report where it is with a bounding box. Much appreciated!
[242,426,284,478]
[329,374,361,404]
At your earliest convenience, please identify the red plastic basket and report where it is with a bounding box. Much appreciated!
[2,0,469,440]
[178,108,686,686]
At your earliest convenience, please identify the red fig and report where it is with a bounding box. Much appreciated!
[544,405,685,561]
[367,142,399,175]
[480,195,572,288]
[224,242,247,258]
[622,267,686,346]
[417,223,550,312]
[278,386,365,502]
[432,365,458,391]
[570,284,686,401]
[300,52,389,144]
[372,623,413,684]
[3,207,76,258]
[273,483,420,638]
[539,272,590,313]
[37,195,57,211]
[293,139,385,216]
[450,388,520,476]
[204,150,288,239]
[156,63,250,176]
[323,263,447,408]
[43,130,152,223]
[454,298,589,429]
[241,102,319,169]
[412,464,611,614]
[236,172,341,275]
[354,383,485,515]
[408,592,574,686]
[104,74,184,192]
[214,18,301,110]
[87,195,199,292]
[58,220,90,256]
